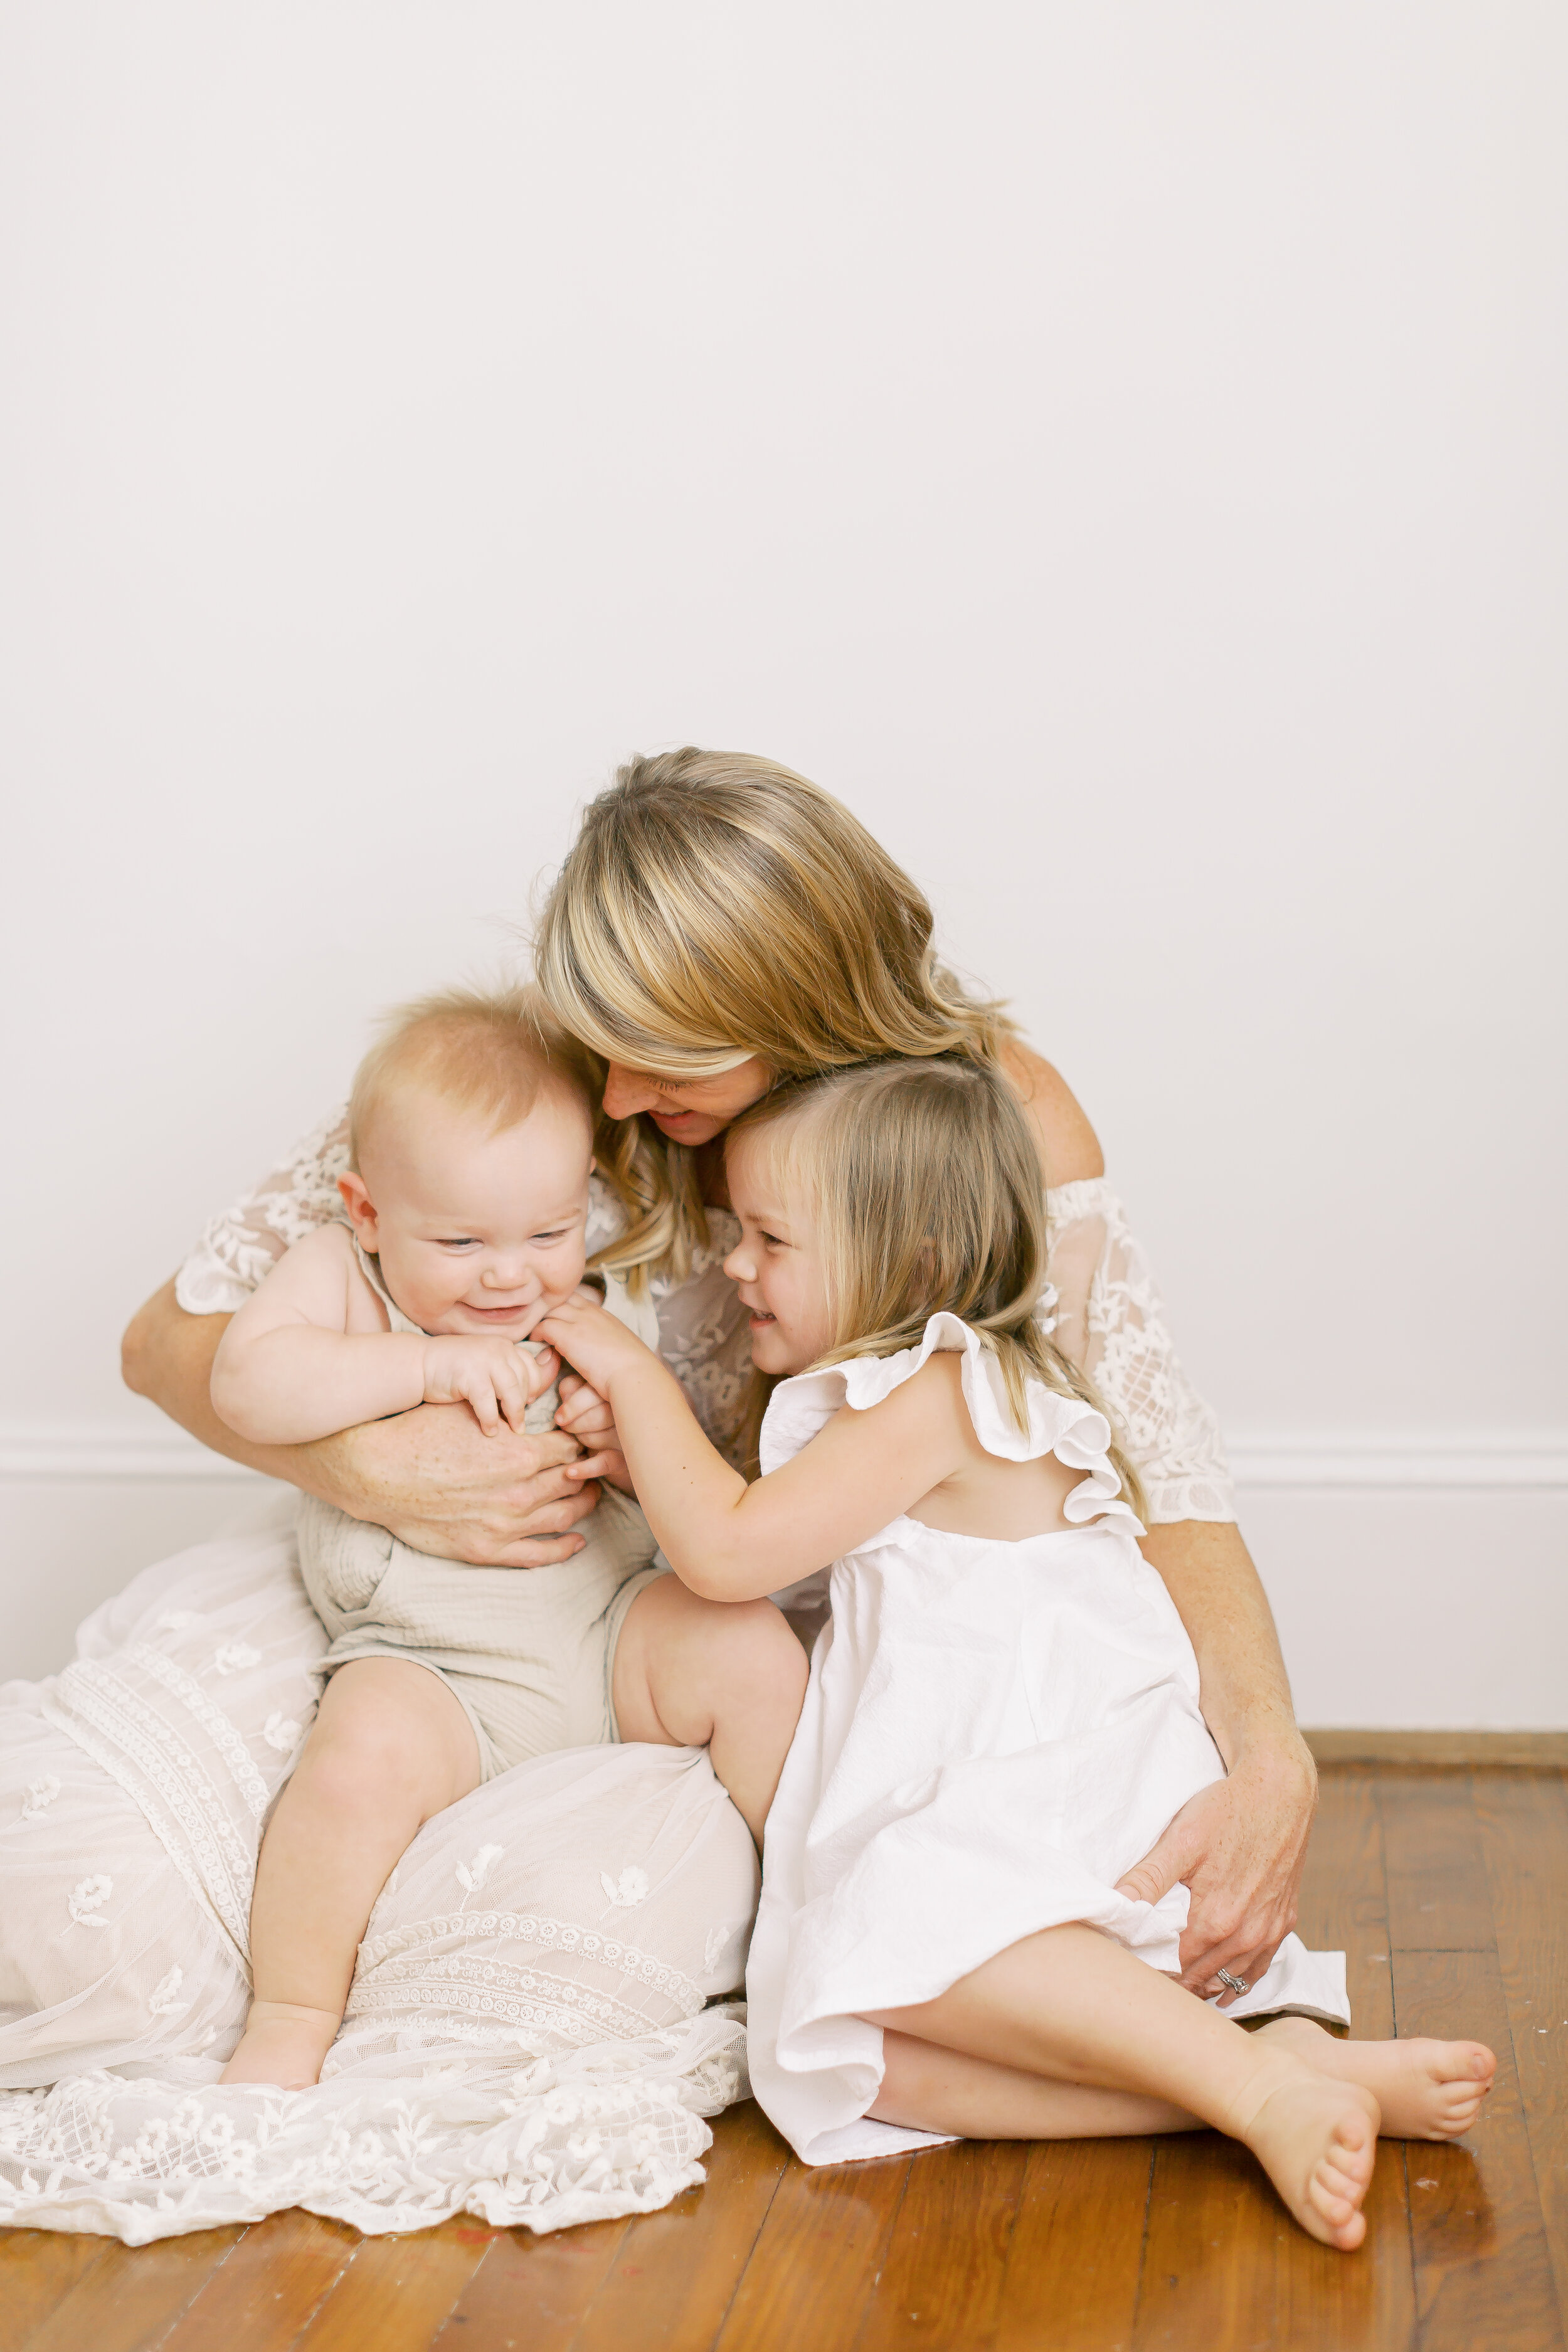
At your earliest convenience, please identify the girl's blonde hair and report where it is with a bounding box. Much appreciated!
[731,1058,1146,1518]
[533,748,1015,1285]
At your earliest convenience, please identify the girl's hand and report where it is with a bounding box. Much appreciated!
[556,1370,634,1495]
[421,1335,559,1436]
[536,1295,655,1397]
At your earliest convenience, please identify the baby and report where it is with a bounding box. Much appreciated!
[211,986,807,2087]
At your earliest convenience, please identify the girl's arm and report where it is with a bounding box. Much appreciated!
[210,1226,541,1444]
[538,1298,965,1598]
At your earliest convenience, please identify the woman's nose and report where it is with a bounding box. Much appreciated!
[601,1064,662,1121]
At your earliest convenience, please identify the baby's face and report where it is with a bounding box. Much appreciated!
[342,1084,593,1337]
[721,1126,835,1376]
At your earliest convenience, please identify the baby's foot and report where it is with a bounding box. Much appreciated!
[1229,2060,1379,2250]
[220,2000,341,2088]
[1256,2015,1496,2141]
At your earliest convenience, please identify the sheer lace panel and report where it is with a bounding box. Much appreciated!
[177,1118,1234,1517]
[1045,1180,1236,1525]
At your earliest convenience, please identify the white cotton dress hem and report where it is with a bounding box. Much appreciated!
[746,1315,1347,2169]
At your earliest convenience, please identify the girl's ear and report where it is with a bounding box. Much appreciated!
[337,1171,379,1249]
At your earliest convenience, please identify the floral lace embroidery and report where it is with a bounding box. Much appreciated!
[354,1913,705,2018]
[45,1663,255,1959]
[126,1645,272,1822]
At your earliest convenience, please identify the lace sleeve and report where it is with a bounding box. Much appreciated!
[1044,1178,1237,1526]
[174,1108,354,1312]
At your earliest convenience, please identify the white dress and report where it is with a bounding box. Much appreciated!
[746,1315,1347,2168]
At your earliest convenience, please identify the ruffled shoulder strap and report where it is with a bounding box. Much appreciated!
[760,1312,1141,1530]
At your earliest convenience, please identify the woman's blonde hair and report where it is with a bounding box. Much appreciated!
[731,1057,1145,1517]
[534,748,1014,1283]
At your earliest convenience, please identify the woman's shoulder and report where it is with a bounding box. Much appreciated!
[996,1039,1104,1185]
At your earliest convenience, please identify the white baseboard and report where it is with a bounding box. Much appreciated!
[3,1421,1564,1490]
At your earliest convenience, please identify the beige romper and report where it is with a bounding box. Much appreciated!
[295,1242,668,1781]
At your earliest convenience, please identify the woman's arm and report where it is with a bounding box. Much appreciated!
[1005,1046,1315,1995]
[123,1279,603,1565]
[538,1296,960,1595]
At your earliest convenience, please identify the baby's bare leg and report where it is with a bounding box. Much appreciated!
[222,1658,482,2087]
[613,1577,808,1845]
[864,1924,1378,2250]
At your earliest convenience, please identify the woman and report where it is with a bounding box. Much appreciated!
[127,746,1315,2005]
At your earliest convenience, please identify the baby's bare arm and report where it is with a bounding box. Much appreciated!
[210,1225,430,1443]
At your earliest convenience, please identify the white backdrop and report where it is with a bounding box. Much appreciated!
[3,3,1564,1719]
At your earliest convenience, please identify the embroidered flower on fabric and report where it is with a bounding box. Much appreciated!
[262,1713,302,1753]
[213,1643,262,1677]
[455,1844,504,1895]
[68,1875,113,1928]
[18,1774,60,1826]
[149,1967,188,2018]
[599,1867,650,1909]
[702,1920,743,1976]
[156,1610,195,1632]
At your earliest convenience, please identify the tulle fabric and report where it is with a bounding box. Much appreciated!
[0,1500,757,2240]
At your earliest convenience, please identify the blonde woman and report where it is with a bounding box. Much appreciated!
[125,746,1313,2016]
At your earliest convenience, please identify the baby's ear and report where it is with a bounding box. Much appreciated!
[337,1171,379,1246]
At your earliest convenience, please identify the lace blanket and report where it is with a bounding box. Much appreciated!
[175,1111,1234,1522]
[0,1503,757,2240]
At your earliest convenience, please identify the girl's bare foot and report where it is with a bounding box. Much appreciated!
[1256,2015,1496,2141]
[1226,2058,1379,2250]
[220,2000,340,2088]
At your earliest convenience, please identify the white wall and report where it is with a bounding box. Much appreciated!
[3,3,1564,1717]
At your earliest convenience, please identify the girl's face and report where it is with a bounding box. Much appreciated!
[600,1057,773,1148]
[721,1126,835,1375]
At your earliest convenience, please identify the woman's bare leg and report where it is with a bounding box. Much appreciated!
[223,1658,482,2087]
[864,1924,1378,2249]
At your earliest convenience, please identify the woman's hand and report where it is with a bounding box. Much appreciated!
[554,1370,633,1495]
[1113,1733,1318,2001]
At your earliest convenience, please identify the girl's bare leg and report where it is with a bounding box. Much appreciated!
[864,1924,1379,2249]
[613,1577,808,1846]
[222,1658,482,2088]
[1253,2015,1495,2139]
[874,2029,1200,2139]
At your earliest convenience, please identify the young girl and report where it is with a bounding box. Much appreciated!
[210,987,807,2088]
[539,1056,1496,2252]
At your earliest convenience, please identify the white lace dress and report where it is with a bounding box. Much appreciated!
[0,1108,1239,2238]
[745,1317,1347,2168]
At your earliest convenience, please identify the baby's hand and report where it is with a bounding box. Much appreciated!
[421,1335,558,1436]
[555,1371,634,1495]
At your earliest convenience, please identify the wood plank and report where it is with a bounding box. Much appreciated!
[992,2137,1151,2352]
[1134,2126,1415,2352]
[290,2213,495,2351]
[426,2214,630,2352]
[857,2137,1028,2352]
[1307,1733,1568,1768]
[1394,1947,1563,2352]
[20,2224,245,2352]
[712,2148,911,2351]
[1375,1770,1495,1952]
[158,2210,361,2352]
[569,2099,792,2352]
[1296,1766,1396,2038]
[0,2230,114,2348]
[1470,1767,1568,2333]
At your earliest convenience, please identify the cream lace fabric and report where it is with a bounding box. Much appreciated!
[0,1501,756,2241]
[176,1111,1234,1521]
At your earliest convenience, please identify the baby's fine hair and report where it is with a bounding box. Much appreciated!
[347,983,599,1170]
[733,1057,1147,1518]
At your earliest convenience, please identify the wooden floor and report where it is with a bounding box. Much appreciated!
[4,1764,1565,2352]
